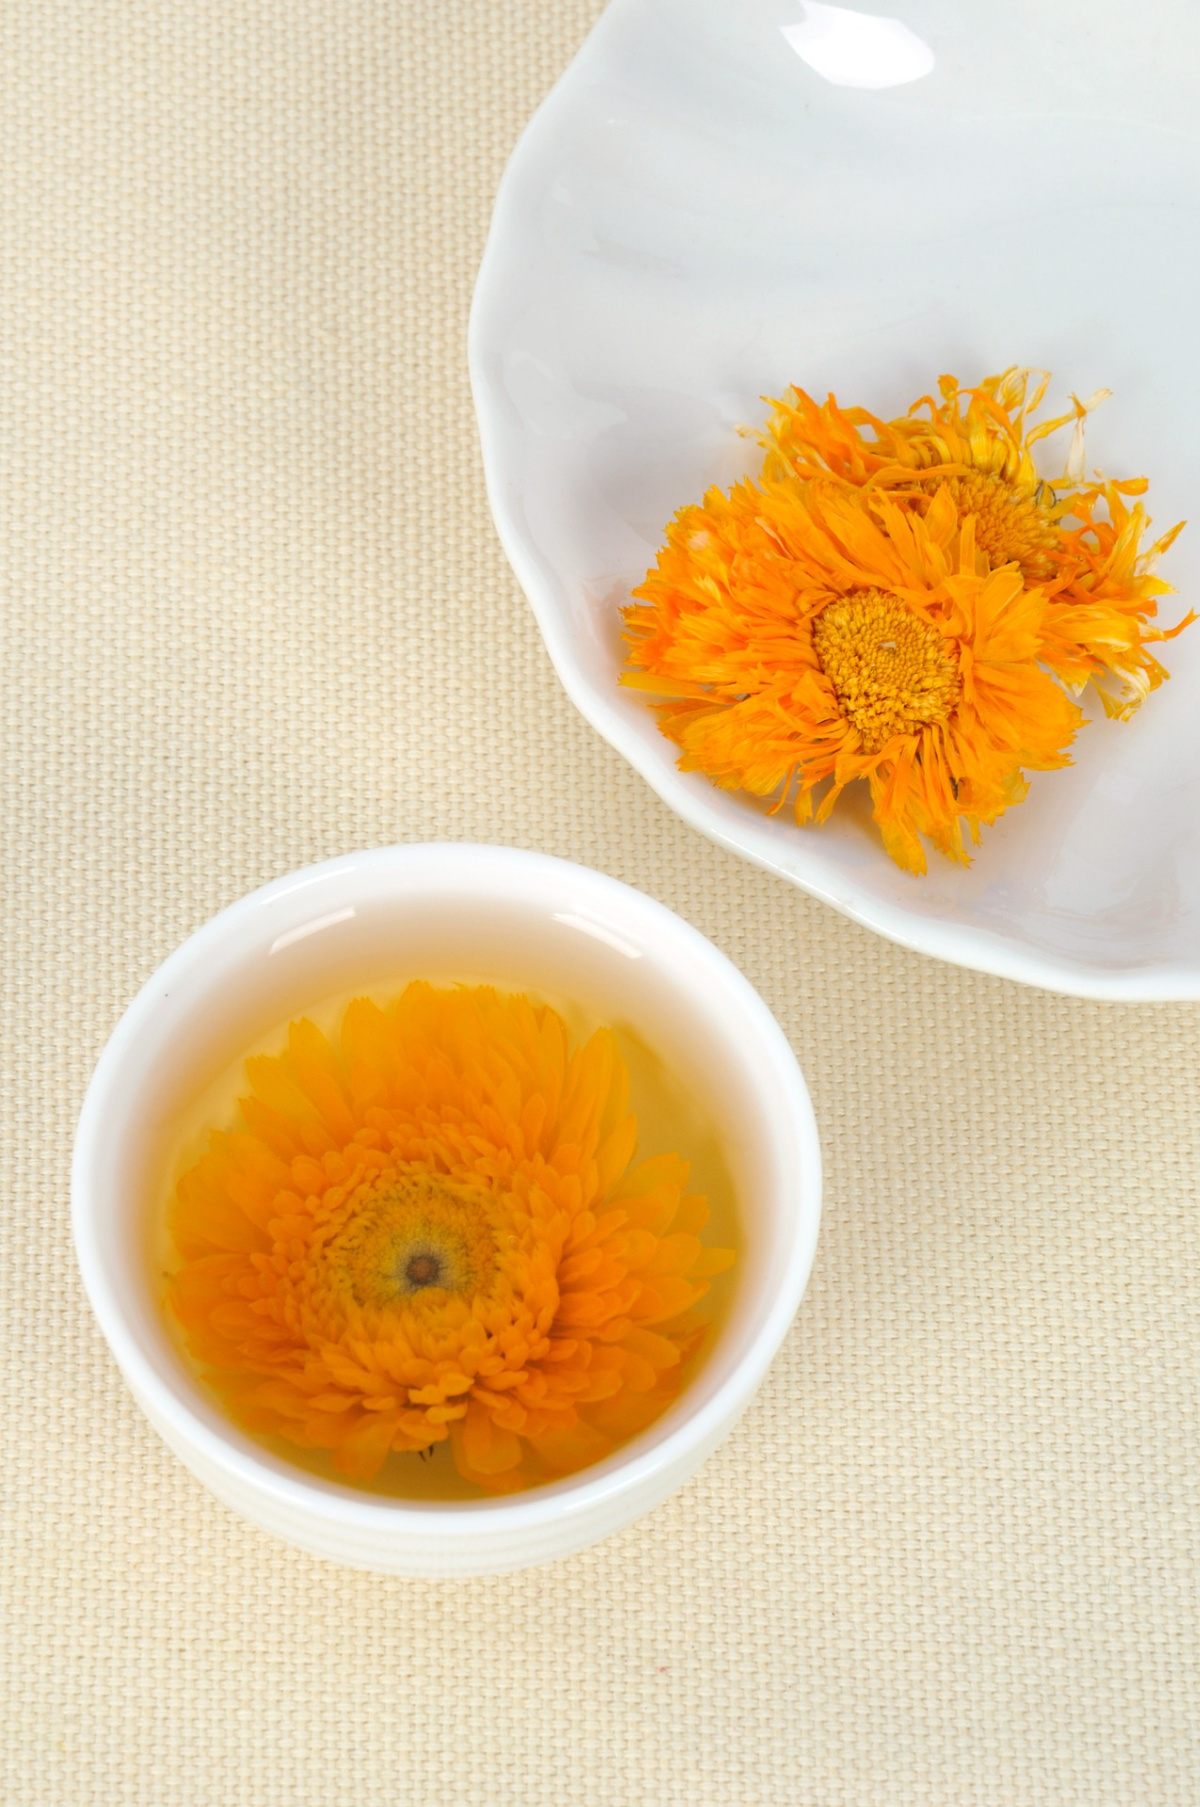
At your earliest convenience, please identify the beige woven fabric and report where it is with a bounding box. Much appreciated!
[1,4,1198,1801]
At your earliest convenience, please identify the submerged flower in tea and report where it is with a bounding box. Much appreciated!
[168,984,734,1494]
[623,368,1191,873]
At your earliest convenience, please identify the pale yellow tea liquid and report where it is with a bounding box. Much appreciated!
[154,974,741,1501]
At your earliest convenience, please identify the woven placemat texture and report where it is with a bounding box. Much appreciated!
[1,4,1198,1802]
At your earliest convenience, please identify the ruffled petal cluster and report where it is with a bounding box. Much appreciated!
[624,368,1190,873]
[169,984,734,1494]
[761,368,1190,718]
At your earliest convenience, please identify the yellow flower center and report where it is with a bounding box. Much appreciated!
[932,470,1058,579]
[323,1172,499,1312]
[812,589,959,755]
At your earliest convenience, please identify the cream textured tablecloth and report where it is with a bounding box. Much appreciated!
[2,5,1198,1802]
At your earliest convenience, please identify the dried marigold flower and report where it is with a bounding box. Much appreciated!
[625,476,1083,874]
[761,368,1191,718]
[623,370,1191,872]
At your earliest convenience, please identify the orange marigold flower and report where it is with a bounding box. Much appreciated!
[623,476,1083,875]
[168,983,735,1495]
[761,367,1191,718]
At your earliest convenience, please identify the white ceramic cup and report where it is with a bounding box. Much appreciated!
[72,845,821,1575]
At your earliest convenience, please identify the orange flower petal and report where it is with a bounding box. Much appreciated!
[168,985,735,1496]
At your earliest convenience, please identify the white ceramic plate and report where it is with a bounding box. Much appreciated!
[470,0,1200,999]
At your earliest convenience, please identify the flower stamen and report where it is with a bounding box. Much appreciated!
[323,1172,499,1310]
[812,589,959,754]
[929,469,1059,579]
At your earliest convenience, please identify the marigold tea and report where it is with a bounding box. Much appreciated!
[157,979,738,1500]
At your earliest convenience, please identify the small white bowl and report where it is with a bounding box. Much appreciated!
[72,845,821,1576]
